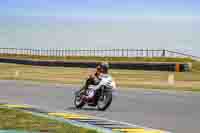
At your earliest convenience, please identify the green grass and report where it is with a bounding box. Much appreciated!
[0,54,195,63]
[0,108,98,133]
[0,62,200,92]
[191,61,200,72]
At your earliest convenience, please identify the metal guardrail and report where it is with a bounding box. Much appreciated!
[0,48,192,72]
[165,50,200,61]
[0,48,199,60]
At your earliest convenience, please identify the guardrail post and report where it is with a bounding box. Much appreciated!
[51,49,53,56]
[23,48,26,56]
[126,49,129,57]
[37,49,39,56]
[121,49,124,57]
[141,49,143,57]
[49,49,52,56]
[61,49,63,57]
[34,49,36,56]
[66,49,68,57]
[59,49,61,57]
[39,49,41,56]
[24,48,26,55]
[58,49,60,57]
[51,49,54,56]
[55,49,57,57]
[29,48,31,56]
[55,49,58,57]
[62,49,64,57]
[162,49,166,57]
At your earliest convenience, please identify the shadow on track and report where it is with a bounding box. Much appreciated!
[67,106,99,111]
[66,106,114,113]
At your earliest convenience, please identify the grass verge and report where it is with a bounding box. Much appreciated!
[0,108,98,133]
[0,54,195,63]
[0,63,200,92]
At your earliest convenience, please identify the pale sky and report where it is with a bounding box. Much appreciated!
[0,0,199,56]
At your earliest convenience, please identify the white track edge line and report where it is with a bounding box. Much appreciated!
[21,103,172,133]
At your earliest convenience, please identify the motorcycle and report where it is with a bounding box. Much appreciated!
[74,77,116,111]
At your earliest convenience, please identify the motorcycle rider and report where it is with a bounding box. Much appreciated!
[83,62,112,102]
[81,64,102,92]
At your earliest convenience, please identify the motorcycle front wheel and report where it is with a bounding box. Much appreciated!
[97,91,112,111]
[74,91,85,109]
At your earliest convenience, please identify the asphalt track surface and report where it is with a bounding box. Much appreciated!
[0,80,200,133]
